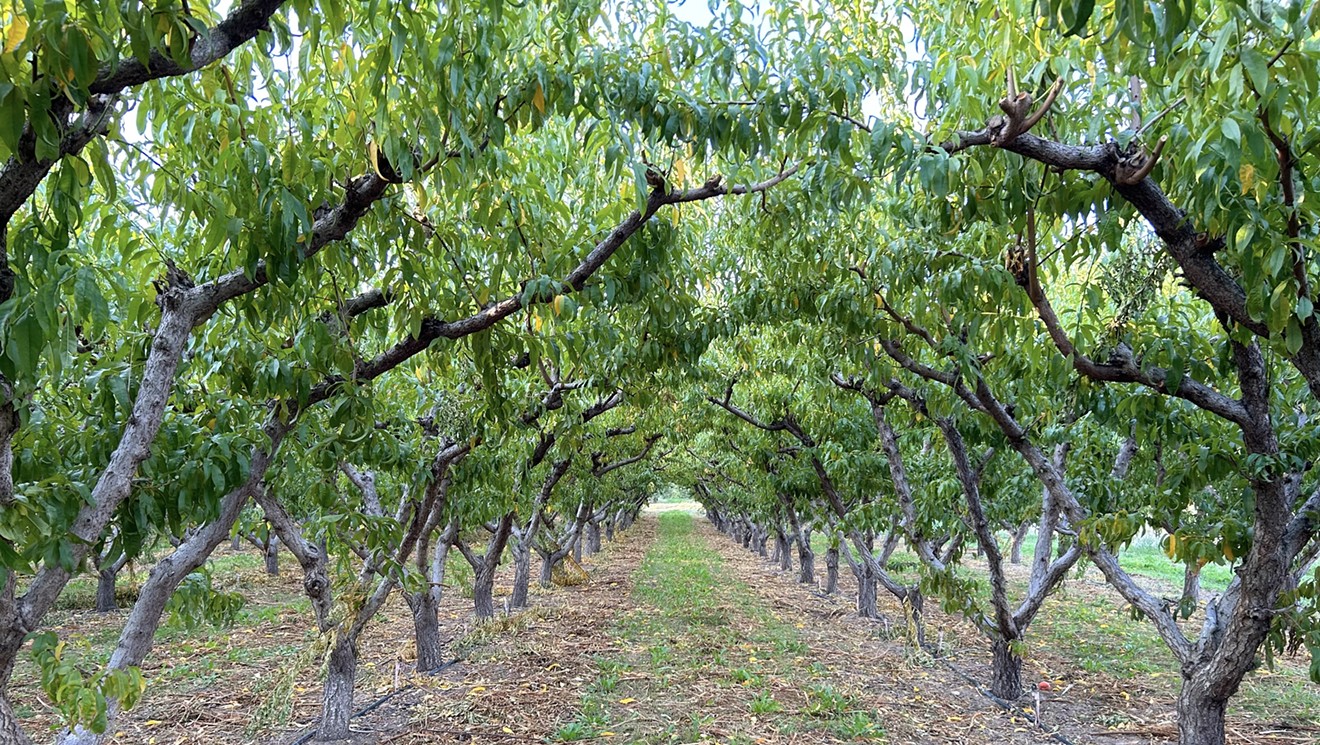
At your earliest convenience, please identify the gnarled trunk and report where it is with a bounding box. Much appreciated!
[855,566,878,618]
[315,636,359,741]
[990,637,1022,701]
[473,563,498,620]
[796,528,814,585]
[509,543,532,609]
[776,530,792,571]
[1177,678,1228,745]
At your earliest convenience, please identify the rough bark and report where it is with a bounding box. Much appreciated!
[585,520,602,554]
[1177,681,1228,745]
[990,637,1023,701]
[796,531,815,585]
[316,635,359,741]
[854,562,878,619]
[409,518,457,673]
[1181,562,1203,616]
[824,544,840,595]
[93,547,129,614]
[459,512,515,620]
[510,543,532,609]
[264,537,280,576]
[472,562,498,620]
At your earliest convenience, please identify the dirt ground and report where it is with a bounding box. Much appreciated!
[13,510,1319,744]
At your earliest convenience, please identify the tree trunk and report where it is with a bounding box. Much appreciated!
[263,535,279,576]
[1180,562,1203,616]
[796,536,814,584]
[473,564,498,620]
[855,566,878,619]
[1177,679,1228,745]
[95,568,118,613]
[824,546,839,595]
[605,519,615,542]
[1009,522,1030,565]
[509,544,531,610]
[409,532,452,673]
[406,590,444,673]
[0,626,33,745]
[539,552,555,587]
[586,521,601,554]
[878,528,900,566]
[990,637,1023,701]
[777,531,792,572]
[0,692,32,745]
[315,636,359,741]
[230,533,241,551]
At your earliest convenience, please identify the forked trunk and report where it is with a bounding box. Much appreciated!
[315,636,359,741]
[990,637,1022,701]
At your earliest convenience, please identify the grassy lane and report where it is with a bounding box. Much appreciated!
[553,511,884,744]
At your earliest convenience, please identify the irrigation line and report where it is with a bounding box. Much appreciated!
[287,657,463,745]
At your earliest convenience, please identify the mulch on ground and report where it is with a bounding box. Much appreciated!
[703,519,1319,745]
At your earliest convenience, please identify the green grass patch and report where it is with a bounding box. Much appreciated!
[553,512,885,743]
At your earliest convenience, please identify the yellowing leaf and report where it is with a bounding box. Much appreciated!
[673,158,687,186]
[4,15,28,54]
[552,295,563,316]
[468,685,487,695]
[1239,163,1256,195]
[618,698,636,704]
[532,84,546,114]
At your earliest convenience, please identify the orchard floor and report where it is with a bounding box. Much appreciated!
[13,509,1320,744]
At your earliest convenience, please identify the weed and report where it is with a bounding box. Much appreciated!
[750,691,781,714]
